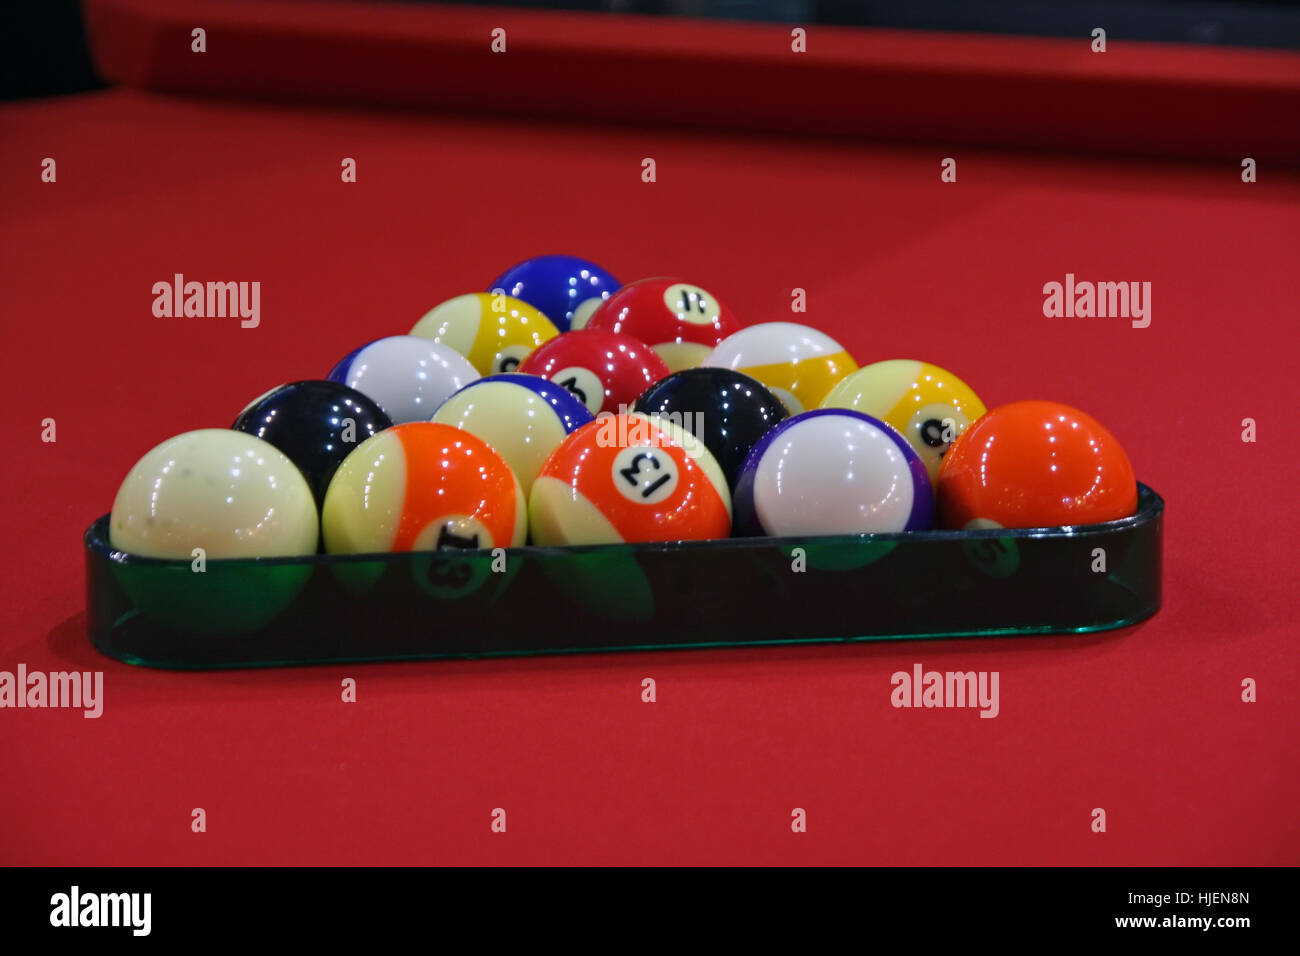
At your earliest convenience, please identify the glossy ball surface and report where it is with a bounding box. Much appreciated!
[431,373,594,495]
[821,359,987,483]
[409,292,559,376]
[582,277,741,372]
[703,322,858,414]
[530,413,731,545]
[632,367,788,490]
[322,422,525,553]
[733,410,933,537]
[489,254,620,331]
[516,329,671,416]
[232,380,393,509]
[327,335,479,424]
[937,401,1138,530]
[110,428,320,558]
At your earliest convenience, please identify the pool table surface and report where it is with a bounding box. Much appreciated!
[0,0,1297,865]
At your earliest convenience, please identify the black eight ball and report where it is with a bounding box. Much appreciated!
[232,380,393,510]
[633,367,789,491]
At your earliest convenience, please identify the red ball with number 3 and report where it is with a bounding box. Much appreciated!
[516,329,670,416]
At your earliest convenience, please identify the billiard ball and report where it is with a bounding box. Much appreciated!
[489,254,620,331]
[632,367,788,490]
[733,409,933,536]
[515,329,671,415]
[322,422,526,553]
[530,413,731,545]
[937,400,1137,529]
[703,322,858,414]
[109,428,320,635]
[431,373,594,494]
[582,277,741,372]
[110,429,320,558]
[327,335,479,424]
[409,292,559,376]
[231,380,393,510]
[821,359,987,483]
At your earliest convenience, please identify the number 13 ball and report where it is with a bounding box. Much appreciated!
[529,414,731,545]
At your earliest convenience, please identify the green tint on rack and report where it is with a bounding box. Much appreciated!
[85,485,1163,669]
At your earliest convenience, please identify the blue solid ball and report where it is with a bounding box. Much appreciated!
[489,255,620,332]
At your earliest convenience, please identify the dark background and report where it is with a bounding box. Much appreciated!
[4,0,1300,101]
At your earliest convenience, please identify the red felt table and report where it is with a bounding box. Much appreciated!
[1,0,1298,866]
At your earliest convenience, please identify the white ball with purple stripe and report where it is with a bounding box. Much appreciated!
[733,409,934,536]
[327,335,479,424]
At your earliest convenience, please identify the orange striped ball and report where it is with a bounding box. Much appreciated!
[530,413,731,545]
[322,422,526,553]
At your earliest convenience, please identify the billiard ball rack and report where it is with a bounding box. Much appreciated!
[84,484,1162,669]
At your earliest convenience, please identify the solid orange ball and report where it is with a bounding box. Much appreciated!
[937,400,1138,530]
